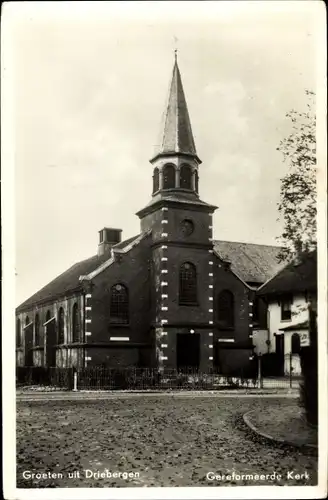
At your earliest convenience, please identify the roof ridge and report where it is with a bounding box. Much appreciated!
[214,239,283,249]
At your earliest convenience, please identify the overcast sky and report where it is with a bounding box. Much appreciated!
[10,1,318,305]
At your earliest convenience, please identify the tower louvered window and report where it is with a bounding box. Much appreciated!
[180,164,192,190]
[72,303,80,343]
[217,290,234,327]
[110,284,129,324]
[179,262,197,305]
[153,168,159,193]
[163,164,175,189]
[35,314,40,345]
[58,307,65,344]
[195,170,199,193]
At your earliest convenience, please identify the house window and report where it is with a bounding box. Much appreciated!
[291,333,301,354]
[153,168,159,193]
[35,314,40,346]
[217,290,234,328]
[72,303,80,343]
[58,307,65,344]
[180,164,192,190]
[110,284,129,324]
[281,295,292,321]
[163,164,175,189]
[179,262,197,305]
[16,318,21,347]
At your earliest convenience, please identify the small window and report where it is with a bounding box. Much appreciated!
[99,231,104,243]
[16,318,21,347]
[58,307,65,344]
[110,284,129,324]
[153,167,159,193]
[179,262,197,305]
[72,303,80,343]
[281,295,292,321]
[180,164,192,190]
[217,290,234,328]
[35,314,40,346]
[163,164,175,189]
[291,333,301,354]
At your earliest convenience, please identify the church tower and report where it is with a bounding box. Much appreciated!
[136,54,218,371]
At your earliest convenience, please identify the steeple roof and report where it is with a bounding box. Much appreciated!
[151,55,200,163]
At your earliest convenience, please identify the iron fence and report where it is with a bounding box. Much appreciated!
[16,366,302,391]
[16,366,74,390]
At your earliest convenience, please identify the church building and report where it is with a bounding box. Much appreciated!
[16,55,282,374]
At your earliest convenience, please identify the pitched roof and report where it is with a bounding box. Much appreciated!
[257,249,317,296]
[17,235,140,312]
[214,240,284,285]
[152,58,199,162]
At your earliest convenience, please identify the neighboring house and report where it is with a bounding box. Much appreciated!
[15,57,283,374]
[255,250,317,375]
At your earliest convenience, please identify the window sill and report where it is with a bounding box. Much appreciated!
[179,302,199,307]
[280,319,292,323]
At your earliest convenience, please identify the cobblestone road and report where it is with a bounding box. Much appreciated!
[16,396,317,488]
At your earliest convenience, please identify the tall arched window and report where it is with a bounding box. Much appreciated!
[180,164,192,190]
[163,164,175,189]
[195,170,199,193]
[16,318,21,347]
[217,290,234,327]
[291,333,301,354]
[179,262,197,305]
[58,307,65,344]
[72,303,80,343]
[153,168,159,193]
[110,284,129,324]
[35,314,40,346]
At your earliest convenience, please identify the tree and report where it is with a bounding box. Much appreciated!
[277,91,317,427]
[276,90,316,262]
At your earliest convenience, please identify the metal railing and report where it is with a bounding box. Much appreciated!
[16,366,302,391]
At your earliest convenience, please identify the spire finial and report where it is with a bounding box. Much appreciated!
[174,35,178,63]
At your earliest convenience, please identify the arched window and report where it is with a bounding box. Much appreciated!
[180,164,192,190]
[110,284,129,324]
[217,290,234,327]
[195,170,199,193]
[163,164,175,189]
[58,307,65,344]
[291,333,301,354]
[153,168,159,193]
[179,262,197,305]
[16,318,21,347]
[35,314,40,346]
[25,316,30,326]
[72,303,80,343]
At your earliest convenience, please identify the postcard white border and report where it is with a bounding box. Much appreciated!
[2,1,327,499]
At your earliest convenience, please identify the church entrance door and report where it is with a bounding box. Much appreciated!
[176,333,200,371]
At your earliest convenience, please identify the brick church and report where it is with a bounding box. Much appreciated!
[16,56,282,374]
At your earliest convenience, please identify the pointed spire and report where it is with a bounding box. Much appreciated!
[151,55,200,163]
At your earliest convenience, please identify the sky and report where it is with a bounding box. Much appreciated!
[9,1,319,305]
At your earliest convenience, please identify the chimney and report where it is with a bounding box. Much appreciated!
[98,227,122,257]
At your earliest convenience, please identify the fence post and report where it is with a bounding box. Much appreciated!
[289,352,293,389]
[257,353,263,388]
[73,370,78,391]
